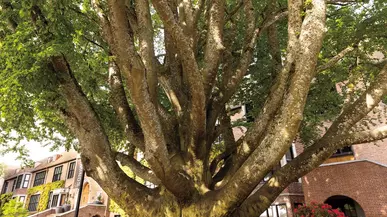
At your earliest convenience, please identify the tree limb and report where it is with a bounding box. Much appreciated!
[203,0,225,100]
[219,6,293,184]
[108,61,145,151]
[108,0,198,200]
[317,44,357,73]
[52,55,156,213]
[212,0,326,214]
[115,152,161,185]
[135,0,158,104]
[232,63,387,216]
[206,9,288,144]
[152,0,206,160]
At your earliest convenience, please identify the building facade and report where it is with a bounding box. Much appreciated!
[1,151,111,217]
[303,141,387,217]
[231,104,387,217]
[303,101,387,217]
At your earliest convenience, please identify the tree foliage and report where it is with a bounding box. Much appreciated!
[1,0,387,216]
[0,193,13,216]
[1,199,28,217]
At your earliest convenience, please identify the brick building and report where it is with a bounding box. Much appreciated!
[1,151,112,217]
[303,141,387,217]
[302,100,387,217]
[232,104,387,217]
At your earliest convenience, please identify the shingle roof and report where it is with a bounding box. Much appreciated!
[3,150,78,180]
[4,166,34,180]
[32,150,78,172]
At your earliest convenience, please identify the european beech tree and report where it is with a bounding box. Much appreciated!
[0,0,387,216]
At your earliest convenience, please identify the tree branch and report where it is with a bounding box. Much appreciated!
[232,63,387,216]
[316,44,357,73]
[220,7,292,184]
[52,55,155,212]
[108,0,198,200]
[135,0,158,104]
[209,110,238,189]
[108,61,145,151]
[115,152,161,185]
[212,0,326,214]
[203,0,225,99]
[325,63,387,138]
[206,9,288,142]
[152,0,206,160]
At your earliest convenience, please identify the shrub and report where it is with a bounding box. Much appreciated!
[294,202,346,217]
[1,199,28,217]
[0,193,13,215]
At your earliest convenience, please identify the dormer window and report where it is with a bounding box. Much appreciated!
[23,174,31,188]
[285,146,295,163]
[332,146,353,157]
[47,157,53,163]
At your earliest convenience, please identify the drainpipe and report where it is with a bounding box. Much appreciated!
[74,169,85,217]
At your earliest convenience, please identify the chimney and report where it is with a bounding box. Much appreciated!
[54,154,62,161]
[47,157,53,163]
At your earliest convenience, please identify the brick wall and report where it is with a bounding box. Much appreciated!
[57,204,107,217]
[353,141,387,165]
[28,208,55,217]
[303,161,387,217]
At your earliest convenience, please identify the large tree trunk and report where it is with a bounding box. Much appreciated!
[2,0,387,216]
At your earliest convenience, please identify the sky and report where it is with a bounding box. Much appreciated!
[0,141,65,167]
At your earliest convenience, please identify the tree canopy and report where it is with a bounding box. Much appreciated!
[0,0,387,216]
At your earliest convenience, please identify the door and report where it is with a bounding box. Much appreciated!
[80,183,90,206]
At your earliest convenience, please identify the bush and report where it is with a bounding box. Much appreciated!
[2,199,28,217]
[0,193,13,215]
[294,202,346,217]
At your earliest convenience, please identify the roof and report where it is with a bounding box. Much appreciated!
[3,150,79,180]
[3,165,18,178]
[4,166,34,180]
[321,159,387,169]
[32,150,78,172]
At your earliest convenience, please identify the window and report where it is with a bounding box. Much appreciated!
[19,196,25,203]
[285,146,295,163]
[28,195,40,211]
[145,181,156,189]
[263,162,281,182]
[11,179,17,191]
[47,192,53,209]
[1,181,8,194]
[260,204,288,217]
[23,174,31,188]
[263,170,273,182]
[33,171,46,187]
[67,162,76,179]
[51,195,59,208]
[52,166,63,182]
[59,194,66,206]
[332,146,353,157]
[15,175,23,189]
[245,104,255,123]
